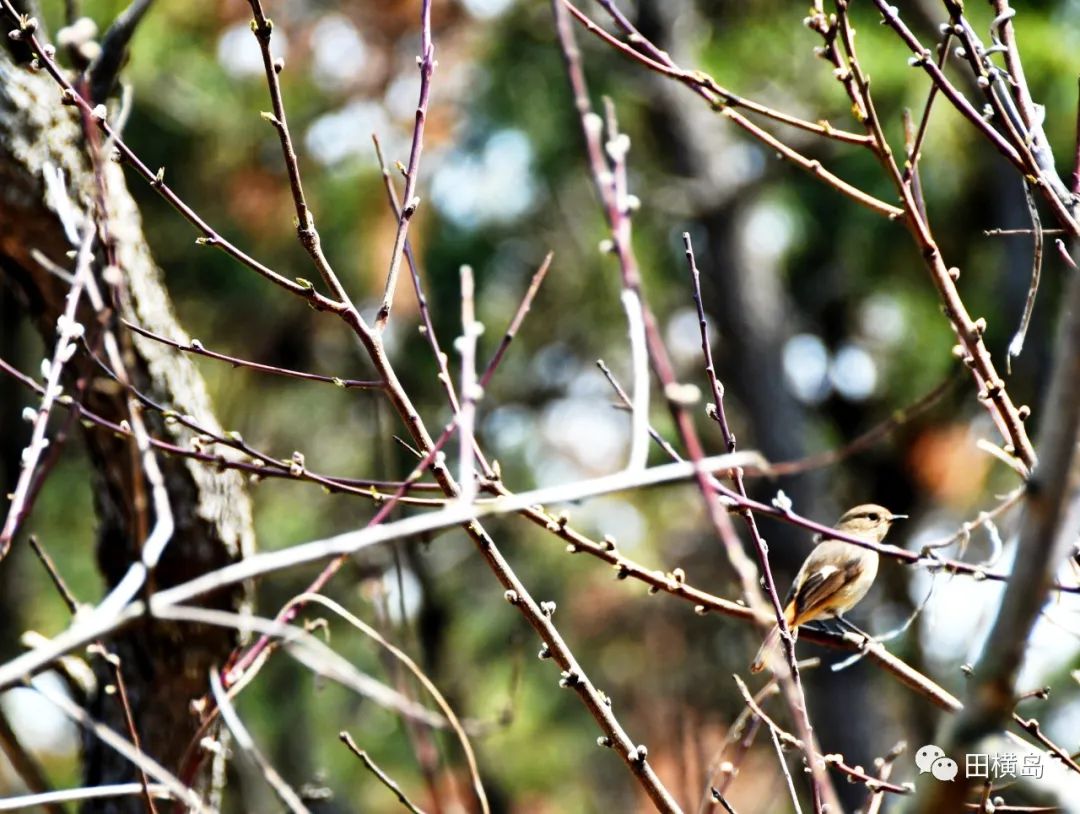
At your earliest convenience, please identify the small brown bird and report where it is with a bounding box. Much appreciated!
[750,503,905,674]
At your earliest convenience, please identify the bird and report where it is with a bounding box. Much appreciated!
[749,503,905,674]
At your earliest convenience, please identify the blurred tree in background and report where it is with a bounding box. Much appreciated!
[2,0,1080,812]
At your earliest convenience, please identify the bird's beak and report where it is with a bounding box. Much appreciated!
[888,513,909,521]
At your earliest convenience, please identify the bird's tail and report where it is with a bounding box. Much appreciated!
[750,621,798,674]
[749,625,780,673]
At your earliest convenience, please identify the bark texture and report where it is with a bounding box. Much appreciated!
[0,44,253,810]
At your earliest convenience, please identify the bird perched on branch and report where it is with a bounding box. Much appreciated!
[750,503,905,674]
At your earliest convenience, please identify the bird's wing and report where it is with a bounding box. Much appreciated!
[791,550,864,624]
[792,565,846,623]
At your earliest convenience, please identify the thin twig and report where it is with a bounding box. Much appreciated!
[457,266,480,504]
[0,783,171,810]
[709,787,738,814]
[479,252,552,389]
[29,678,205,811]
[1006,181,1044,372]
[292,595,487,813]
[246,0,352,305]
[0,228,93,561]
[732,674,799,751]
[902,29,952,194]
[597,359,683,463]
[123,321,383,389]
[824,3,1037,472]
[698,665,811,812]
[340,732,427,814]
[621,288,650,471]
[874,0,1078,235]
[376,0,434,330]
[767,370,959,476]
[1010,712,1080,776]
[209,670,311,814]
[0,357,442,497]
[588,0,875,149]
[684,233,832,811]
[768,725,803,814]
[822,753,911,796]
[79,87,177,619]
[562,0,903,219]
[0,6,346,310]
[986,0,1078,228]
[864,742,906,814]
[109,656,160,814]
[985,228,1065,237]
[27,534,78,614]
[163,606,460,730]
[555,4,831,802]
[371,133,459,410]
[910,251,1080,810]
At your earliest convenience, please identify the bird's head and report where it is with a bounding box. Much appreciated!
[834,503,906,542]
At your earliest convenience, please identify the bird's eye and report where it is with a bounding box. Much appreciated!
[868,512,879,522]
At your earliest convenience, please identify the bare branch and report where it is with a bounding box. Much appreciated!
[340,732,427,814]
[376,0,434,330]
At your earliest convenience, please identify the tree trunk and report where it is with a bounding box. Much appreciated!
[0,41,253,810]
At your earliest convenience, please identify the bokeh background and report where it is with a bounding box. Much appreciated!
[2,0,1080,811]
